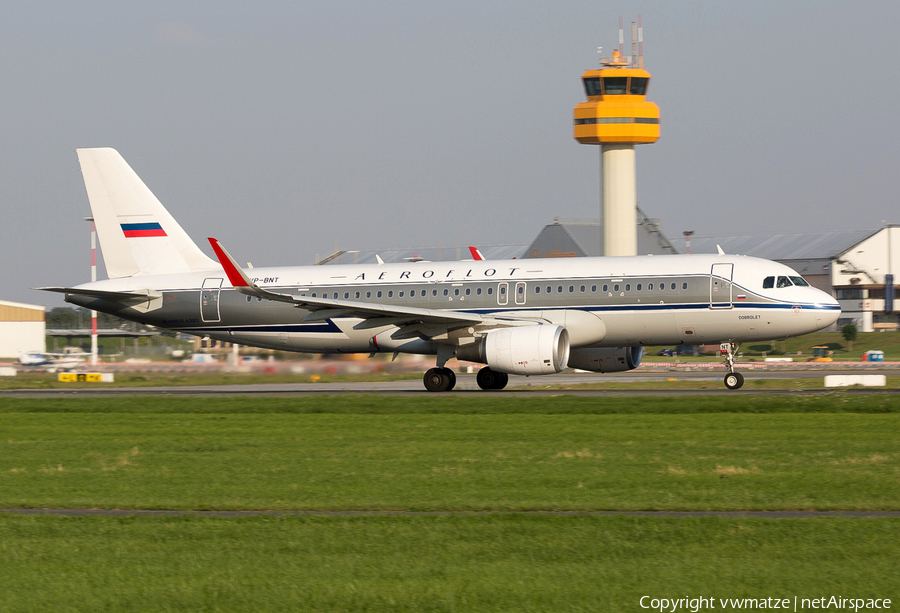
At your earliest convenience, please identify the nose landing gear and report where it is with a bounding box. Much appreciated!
[720,342,744,390]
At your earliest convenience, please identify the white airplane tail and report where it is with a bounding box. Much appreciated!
[76,148,217,278]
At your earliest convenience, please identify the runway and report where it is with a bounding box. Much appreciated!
[2,370,898,398]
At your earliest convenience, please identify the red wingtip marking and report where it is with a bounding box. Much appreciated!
[468,246,484,261]
[208,237,249,287]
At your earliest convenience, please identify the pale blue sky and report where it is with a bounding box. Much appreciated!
[2,1,898,304]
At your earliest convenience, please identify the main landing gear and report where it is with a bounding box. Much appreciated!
[423,367,456,392]
[422,367,509,392]
[720,342,744,390]
[476,367,508,391]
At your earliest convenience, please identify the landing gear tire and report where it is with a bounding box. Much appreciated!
[724,372,744,390]
[476,367,509,391]
[442,368,456,391]
[424,368,452,392]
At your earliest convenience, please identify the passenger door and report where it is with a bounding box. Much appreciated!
[201,278,223,322]
[709,264,733,309]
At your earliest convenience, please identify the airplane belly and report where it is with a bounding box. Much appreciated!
[637,310,680,345]
[596,311,638,344]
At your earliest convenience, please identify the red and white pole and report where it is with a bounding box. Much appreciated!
[88,218,98,366]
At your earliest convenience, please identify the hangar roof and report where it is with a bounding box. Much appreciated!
[686,229,880,261]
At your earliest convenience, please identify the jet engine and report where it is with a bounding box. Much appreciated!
[457,325,570,375]
[567,346,643,373]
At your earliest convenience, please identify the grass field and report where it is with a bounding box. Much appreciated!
[1,515,896,612]
[2,394,898,611]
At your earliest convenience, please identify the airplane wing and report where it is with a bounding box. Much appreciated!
[208,238,490,334]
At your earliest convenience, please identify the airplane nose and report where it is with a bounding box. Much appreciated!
[815,290,841,330]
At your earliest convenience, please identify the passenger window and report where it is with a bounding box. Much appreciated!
[546,286,552,294]
[625,284,631,291]
[454,289,459,296]
[670,283,676,290]
[344,292,349,299]
[682,283,688,290]
[580,285,585,293]
[591,285,597,292]
[443,289,449,296]
[648,283,654,290]
[558,286,563,293]
[465,288,470,295]
[517,286,524,295]
[602,284,608,292]
[377,291,383,298]
[311,292,317,298]
[614,284,620,292]
[790,276,810,287]
[777,276,793,288]
[432,289,438,296]
[535,286,541,294]
[388,291,393,298]
[355,291,360,299]
[477,288,482,296]
[399,291,404,297]
[659,283,664,291]
[488,287,493,295]
[636,284,642,291]
[366,291,371,298]
[763,277,775,289]
[569,286,574,293]
[333,292,338,299]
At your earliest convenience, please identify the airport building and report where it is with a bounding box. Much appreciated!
[0,300,46,358]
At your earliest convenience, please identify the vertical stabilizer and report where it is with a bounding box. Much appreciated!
[76,148,217,278]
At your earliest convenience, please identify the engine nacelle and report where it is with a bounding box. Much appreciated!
[567,346,643,373]
[457,325,570,375]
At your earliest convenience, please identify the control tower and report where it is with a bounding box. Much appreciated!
[573,18,659,256]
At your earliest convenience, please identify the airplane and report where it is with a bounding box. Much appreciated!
[40,148,841,391]
[17,350,88,371]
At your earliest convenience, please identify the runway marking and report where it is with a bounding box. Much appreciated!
[2,509,898,518]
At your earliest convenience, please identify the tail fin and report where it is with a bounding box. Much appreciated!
[76,148,217,278]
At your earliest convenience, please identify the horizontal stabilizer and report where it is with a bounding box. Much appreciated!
[37,287,162,302]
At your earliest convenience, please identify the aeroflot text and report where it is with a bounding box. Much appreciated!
[639,596,891,612]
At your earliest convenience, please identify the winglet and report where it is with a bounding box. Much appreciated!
[208,238,254,289]
[468,246,485,261]
[716,244,725,255]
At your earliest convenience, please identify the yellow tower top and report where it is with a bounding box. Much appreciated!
[573,50,660,145]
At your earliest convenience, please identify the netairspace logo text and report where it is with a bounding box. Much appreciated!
[640,596,892,612]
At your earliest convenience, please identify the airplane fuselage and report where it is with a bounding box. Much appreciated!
[65,253,840,356]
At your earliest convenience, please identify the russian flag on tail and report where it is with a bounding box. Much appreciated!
[121,222,167,238]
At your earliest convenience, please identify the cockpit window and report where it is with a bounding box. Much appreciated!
[763,276,775,289]
[790,276,810,287]
[776,276,793,288]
